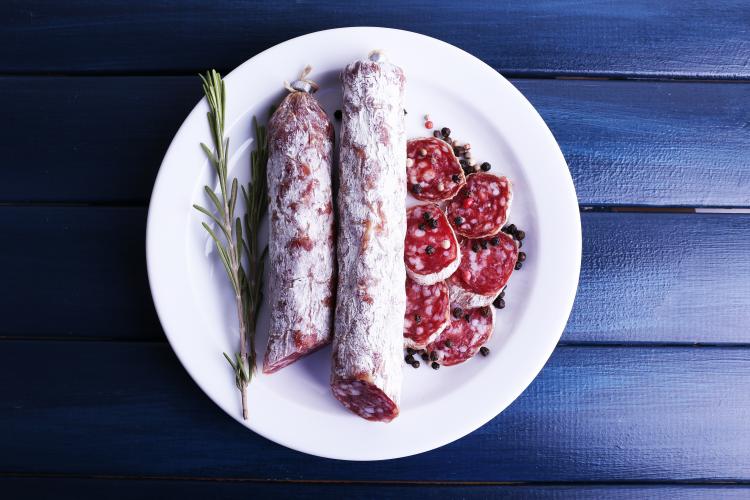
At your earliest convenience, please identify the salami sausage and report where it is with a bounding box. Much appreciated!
[426,305,494,366]
[407,137,465,201]
[404,204,460,285]
[263,80,336,374]
[331,52,407,422]
[447,232,518,308]
[447,173,512,238]
[404,278,450,350]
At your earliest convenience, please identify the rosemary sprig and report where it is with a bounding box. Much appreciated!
[193,70,267,420]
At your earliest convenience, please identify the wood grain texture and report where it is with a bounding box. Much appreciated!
[3,478,750,500]
[1,77,748,206]
[0,1,748,78]
[2,208,748,343]
[1,341,749,481]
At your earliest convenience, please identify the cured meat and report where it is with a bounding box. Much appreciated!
[447,173,512,238]
[426,305,495,366]
[331,51,407,422]
[447,232,518,308]
[263,80,336,374]
[403,278,450,350]
[404,204,460,285]
[406,137,465,201]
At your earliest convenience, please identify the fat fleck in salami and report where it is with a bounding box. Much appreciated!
[426,305,494,366]
[407,137,465,201]
[404,204,460,285]
[331,51,407,422]
[447,173,512,238]
[404,278,450,350]
[447,232,518,308]
[263,72,336,374]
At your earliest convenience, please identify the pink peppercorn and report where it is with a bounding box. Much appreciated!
[425,120,433,129]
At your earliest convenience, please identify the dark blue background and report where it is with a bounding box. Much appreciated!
[1,1,749,497]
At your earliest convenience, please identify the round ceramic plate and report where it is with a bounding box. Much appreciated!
[146,27,581,461]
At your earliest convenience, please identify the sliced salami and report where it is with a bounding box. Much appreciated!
[426,305,494,366]
[447,232,518,308]
[447,173,512,238]
[332,51,406,423]
[404,204,460,285]
[406,137,465,202]
[403,278,450,350]
[263,84,336,374]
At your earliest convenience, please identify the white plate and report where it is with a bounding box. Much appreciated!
[146,27,581,461]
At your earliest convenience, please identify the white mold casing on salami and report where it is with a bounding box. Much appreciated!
[263,90,336,374]
[331,54,407,422]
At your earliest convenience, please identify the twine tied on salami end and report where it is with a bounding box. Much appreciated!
[368,49,388,63]
[284,65,320,94]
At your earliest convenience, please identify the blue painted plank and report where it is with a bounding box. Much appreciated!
[2,208,748,344]
[0,1,748,78]
[3,478,750,499]
[1,77,748,206]
[1,342,748,481]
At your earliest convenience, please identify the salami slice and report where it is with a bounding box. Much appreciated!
[404,204,460,285]
[404,278,450,350]
[426,305,494,366]
[263,82,336,374]
[447,232,518,308]
[406,137,465,202]
[331,51,407,422]
[447,173,512,238]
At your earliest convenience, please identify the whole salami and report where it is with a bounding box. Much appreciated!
[263,75,336,374]
[331,51,407,422]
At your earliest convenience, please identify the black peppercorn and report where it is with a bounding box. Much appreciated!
[445,340,453,348]
[515,230,526,241]
[431,362,440,370]
[490,236,500,246]
[493,297,506,309]
[480,162,491,171]
[515,262,523,270]
[423,212,432,221]
[412,360,420,368]
[412,184,422,194]
[480,346,490,356]
[425,245,435,255]
[334,109,342,120]
[405,354,415,363]
[441,127,451,137]
[471,242,480,252]
[429,218,438,229]
[480,307,490,317]
[451,174,460,183]
[463,313,470,322]
[460,159,467,167]
[452,306,463,318]
[480,240,488,250]
[433,130,442,138]
[418,223,426,231]
[518,252,526,262]
[454,216,464,225]
[406,347,416,355]
[518,240,523,248]
[421,352,429,361]
[430,351,438,361]
[414,314,422,324]
[507,224,517,234]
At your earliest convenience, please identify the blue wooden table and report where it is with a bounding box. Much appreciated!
[2,1,749,498]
